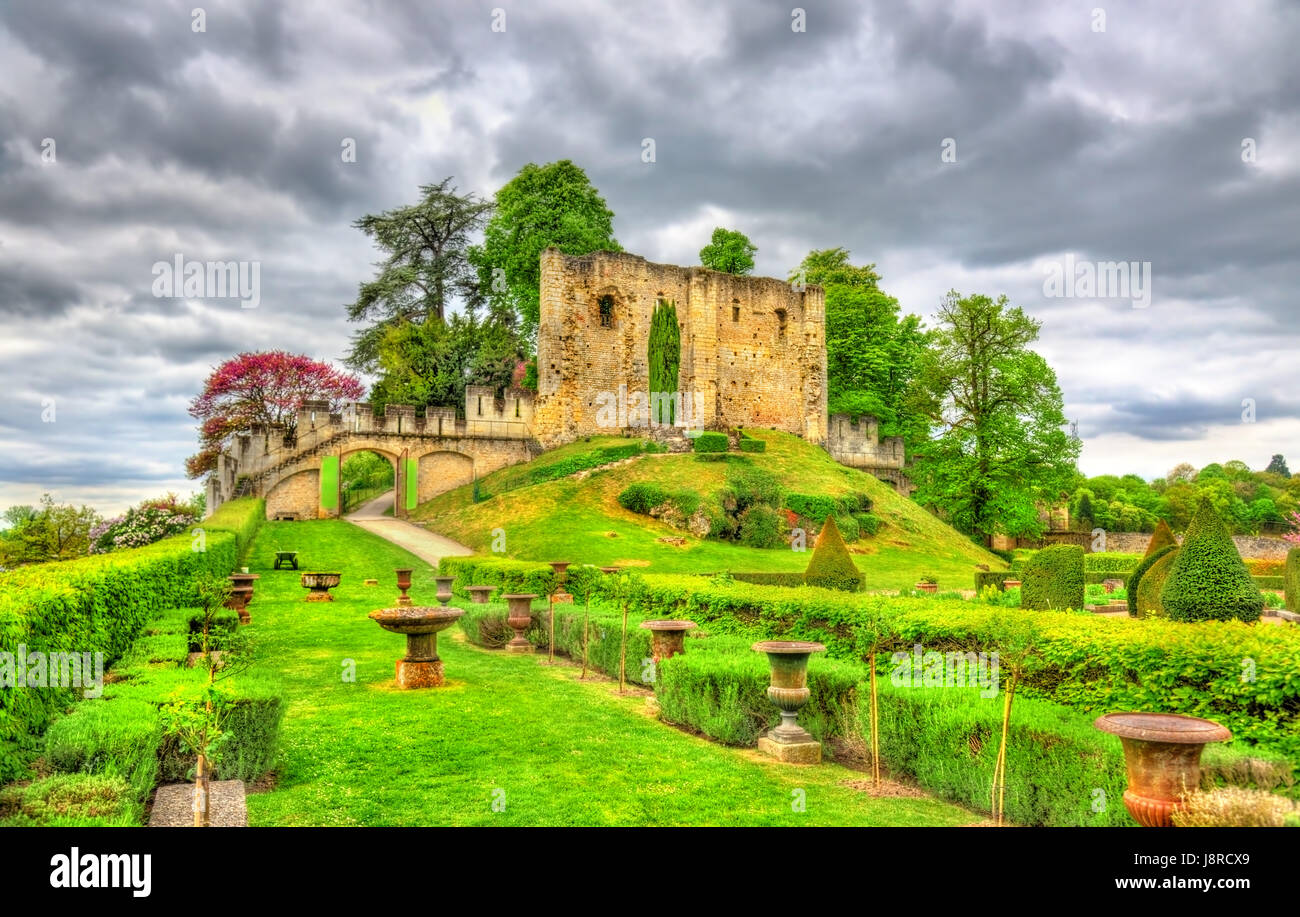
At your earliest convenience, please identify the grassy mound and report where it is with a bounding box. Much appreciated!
[410,430,1002,590]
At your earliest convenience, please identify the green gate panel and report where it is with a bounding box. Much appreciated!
[320,455,339,511]
[405,457,418,510]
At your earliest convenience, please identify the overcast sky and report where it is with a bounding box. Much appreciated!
[1,0,1297,514]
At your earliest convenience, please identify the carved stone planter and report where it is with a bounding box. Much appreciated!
[301,572,341,602]
[549,561,573,604]
[368,606,465,688]
[1094,712,1232,827]
[466,585,495,605]
[434,576,455,606]
[640,620,697,664]
[395,569,413,606]
[501,594,538,653]
[753,640,826,764]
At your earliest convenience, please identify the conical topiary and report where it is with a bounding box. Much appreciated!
[1135,549,1177,618]
[1160,499,1263,623]
[1144,519,1178,557]
[804,514,864,591]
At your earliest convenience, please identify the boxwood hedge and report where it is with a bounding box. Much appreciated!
[1020,544,1085,611]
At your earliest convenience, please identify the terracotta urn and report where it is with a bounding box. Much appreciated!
[915,582,938,594]
[368,606,465,688]
[301,572,341,602]
[752,640,826,743]
[640,620,697,665]
[1002,579,1022,589]
[466,585,495,605]
[395,568,414,607]
[1094,712,1232,827]
[501,594,538,653]
[434,576,455,606]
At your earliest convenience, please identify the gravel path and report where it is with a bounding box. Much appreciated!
[345,491,473,568]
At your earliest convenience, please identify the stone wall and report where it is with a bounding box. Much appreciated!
[1005,530,1293,560]
[532,248,827,449]
[825,413,911,493]
[265,469,318,520]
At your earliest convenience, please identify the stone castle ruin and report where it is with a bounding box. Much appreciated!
[207,248,907,519]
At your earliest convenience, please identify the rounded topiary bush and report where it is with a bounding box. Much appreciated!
[1126,544,1177,617]
[804,515,864,591]
[1019,544,1085,611]
[1135,549,1177,618]
[1160,499,1263,623]
[1144,519,1178,557]
[617,482,669,514]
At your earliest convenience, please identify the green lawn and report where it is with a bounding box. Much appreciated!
[242,519,975,826]
[411,430,1004,592]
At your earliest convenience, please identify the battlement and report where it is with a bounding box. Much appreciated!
[826,413,909,492]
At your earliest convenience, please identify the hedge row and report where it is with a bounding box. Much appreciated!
[437,556,558,599]
[653,638,1295,825]
[692,432,729,453]
[0,498,264,780]
[737,430,766,453]
[586,574,1300,765]
[1288,548,1300,612]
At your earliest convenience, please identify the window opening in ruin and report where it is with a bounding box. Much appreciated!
[515,399,520,418]
[599,295,613,327]
[732,305,740,322]
[477,396,483,416]
[776,309,787,334]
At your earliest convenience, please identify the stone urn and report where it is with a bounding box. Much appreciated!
[1002,579,1022,589]
[640,620,697,665]
[224,586,254,624]
[368,606,465,688]
[466,585,495,605]
[301,572,341,602]
[1094,712,1232,827]
[501,594,538,653]
[599,566,621,575]
[549,561,574,604]
[395,568,414,606]
[228,572,260,602]
[752,640,826,763]
[434,576,455,606]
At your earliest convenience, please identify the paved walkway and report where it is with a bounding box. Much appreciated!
[345,490,473,568]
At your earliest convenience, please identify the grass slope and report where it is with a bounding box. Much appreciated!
[242,519,973,826]
[412,430,1003,591]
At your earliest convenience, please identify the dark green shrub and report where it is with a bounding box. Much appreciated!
[1135,549,1177,618]
[157,673,285,783]
[1144,519,1178,557]
[692,431,729,453]
[803,515,864,592]
[834,513,859,542]
[186,608,241,653]
[737,430,766,453]
[1127,544,1178,617]
[1161,500,1264,623]
[618,482,671,514]
[1019,545,1085,611]
[786,494,840,522]
[738,504,784,548]
[855,512,881,536]
[723,463,783,513]
[1287,548,1300,612]
[1253,575,1284,590]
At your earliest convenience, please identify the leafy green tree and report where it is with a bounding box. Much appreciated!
[0,495,101,566]
[699,227,757,275]
[792,249,926,450]
[1266,454,1290,478]
[906,291,1080,541]
[470,160,619,339]
[344,178,493,372]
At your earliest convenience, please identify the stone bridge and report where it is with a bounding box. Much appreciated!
[206,388,540,520]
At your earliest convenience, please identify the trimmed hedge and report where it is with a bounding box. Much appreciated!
[1019,545,1085,611]
[974,571,1007,593]
[0,497,264,781]
[1135,549,1177,618]
[730,572,808,588]
[1287,548,1300,612]
[588,574,1300,765]
[1161,500,1263,624]
[1144,520,1178,557]
[44,699,161,804]
[803,515,864,592]
[437,556,558,598]
[203,497,266,562]
[1084,552,1143,573]
[692,431,729,453]
[737,431,766,453]
[1126,545,1177,617]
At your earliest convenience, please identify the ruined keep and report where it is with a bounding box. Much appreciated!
[531,249,827,447]
[206,248,910,520]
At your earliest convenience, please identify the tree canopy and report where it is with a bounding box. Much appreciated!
[699,227,757,275]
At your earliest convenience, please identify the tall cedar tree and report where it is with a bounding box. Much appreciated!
[648,299,681,425]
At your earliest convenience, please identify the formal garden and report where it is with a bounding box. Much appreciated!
[3,469,1298,828]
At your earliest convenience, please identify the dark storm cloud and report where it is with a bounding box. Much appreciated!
[0,0,1298,509]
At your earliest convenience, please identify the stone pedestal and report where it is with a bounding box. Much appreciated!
[395,658,445,688]
[552,592,574,604]
[758,735,822,764]
[466,586,495,604]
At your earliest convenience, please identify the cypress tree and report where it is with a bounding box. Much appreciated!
[648,299,681,426]
[1160,499,1263,623]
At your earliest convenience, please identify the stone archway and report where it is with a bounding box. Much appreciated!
[266,468,319,520]
[340,447,399,517]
